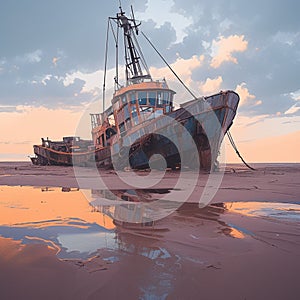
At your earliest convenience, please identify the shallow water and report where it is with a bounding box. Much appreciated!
[1,185,299,259]
[223,201,300,221]
[1,185,300,299]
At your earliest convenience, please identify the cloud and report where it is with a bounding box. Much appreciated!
[16,49,43,64]
[149,54,204,85]
[52,57,60,66]
[210,35,248,68]
[290,89,300,101]
[199,76,223,94]
[137,0,193,43]
[0,105,21,113]
[63,68,117,96]
[0,0,299,121]
[41,74,52,86]
[235,82,262,106]
[284,104,300,115]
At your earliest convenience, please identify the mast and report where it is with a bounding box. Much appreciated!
[112,6,152,86]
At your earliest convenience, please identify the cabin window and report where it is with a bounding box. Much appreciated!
[163,92,170,104]
[138,91,147,105]
[157,92,163,107]
[122,96,127,104]
[131,103,138,118]
[148,92,156,106]
[165,106,171,113]
[130,92,136,104]
[125,119,131,131]
[119,122,125,134]
[124,104,130,120]
[132,116,139,126]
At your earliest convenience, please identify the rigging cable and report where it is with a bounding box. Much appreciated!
[134,17,253,170]
[227,130,256,170]
[141,31,198,100]
[103,18,111,112]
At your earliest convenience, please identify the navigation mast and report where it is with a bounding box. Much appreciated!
[114,6,152,86]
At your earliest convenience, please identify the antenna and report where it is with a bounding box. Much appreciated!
[119,0,123,14]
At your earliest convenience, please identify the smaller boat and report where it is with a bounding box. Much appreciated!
[31,136,95,166]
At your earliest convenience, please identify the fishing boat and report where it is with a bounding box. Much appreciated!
[31,136,95,166]
[32,6,239,171]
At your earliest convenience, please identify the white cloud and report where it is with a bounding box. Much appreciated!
[17,49,43,64]
[41,74,52,86]
[284,104,300,115]
[272,31,300,46]
[219,18,233,32]
[63,68,117,95]
[290,89,300,101]
[210,35,248,68]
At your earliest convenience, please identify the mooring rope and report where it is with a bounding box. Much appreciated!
[142,29,254,171]
[227,130,256,170]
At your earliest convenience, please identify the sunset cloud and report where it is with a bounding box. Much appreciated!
[150,55,204,85]
[199,76,223,95]
[235,82,262,106]
[284,104,300,115]
[210,35,248,68]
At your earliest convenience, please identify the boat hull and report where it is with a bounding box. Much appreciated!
[32,91,239,171]
[32,145,111,167]
[111,90,239,171]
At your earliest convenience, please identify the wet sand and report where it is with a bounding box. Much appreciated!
[0,162,299,299]
[0,162,299,203]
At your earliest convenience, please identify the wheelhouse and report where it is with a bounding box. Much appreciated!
[112,81,175,137]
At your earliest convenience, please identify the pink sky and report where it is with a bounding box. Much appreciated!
[0,104,299,163]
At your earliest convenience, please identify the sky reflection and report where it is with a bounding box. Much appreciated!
[0,185,116,259]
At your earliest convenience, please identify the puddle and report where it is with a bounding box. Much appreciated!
[0,185,116,259]
[0,185,179,259]
[1,185,298,262]
[2,185,299,299]
[223,201,300,222]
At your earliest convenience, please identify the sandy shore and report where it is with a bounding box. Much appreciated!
[0,162,299,203]
[0,162,299,299]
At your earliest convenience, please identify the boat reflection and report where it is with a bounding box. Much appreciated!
[1,185,299,299]
[4,185,298,262]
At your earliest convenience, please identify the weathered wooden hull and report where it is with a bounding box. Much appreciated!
[111,90,239,171]
[32,91,239,171]
[32,145,111,167]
